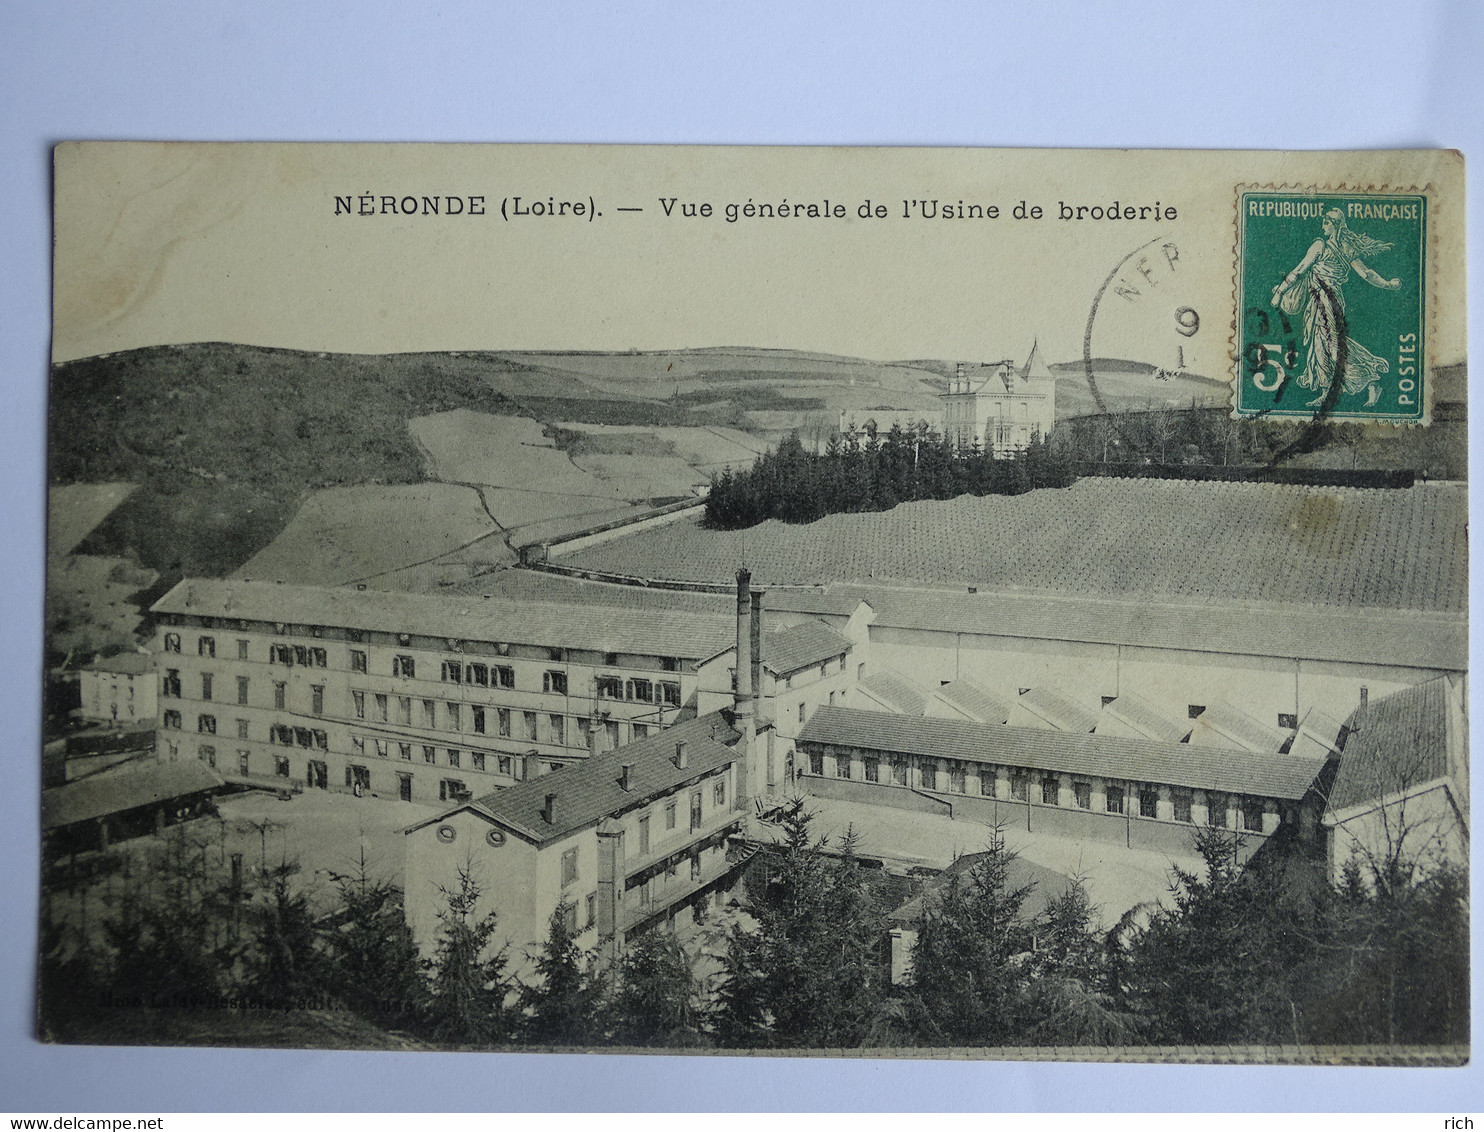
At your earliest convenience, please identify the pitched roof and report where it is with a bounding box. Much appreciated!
[42,759,222,830]
[1099,692,1190,745]
[1018,686,1100,733]
[438,568,736,617]
[857,671,928,716]
[762,621,852,676]
[1019,340,1054,382]
[564,478,1466,615]
[798,706,1328,801]
[887,849,1063,925]
[1193,700,1288,754]
[770,585,1464,673]
[1325,679,1452,812]
[928,679,1013,725]
[426,712,743,845]
[151,578,735,660]
[83,652,154,676]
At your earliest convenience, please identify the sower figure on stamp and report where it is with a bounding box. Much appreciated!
[1271,208,1401,408]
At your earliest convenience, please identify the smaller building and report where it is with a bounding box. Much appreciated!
[1322,676,1468,887]
[77,651,157,725]
[42,758,223,856]
[797,706,1329,856]
[941,342,1057,456]
[404,711,750,974]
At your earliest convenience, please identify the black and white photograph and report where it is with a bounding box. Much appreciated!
[35,142,1468,1067]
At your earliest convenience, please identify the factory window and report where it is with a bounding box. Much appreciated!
[857,663,866,681]
[1073,781,1091,810]
[892,759,909,787]
[714,778,726,807]
[1010,774,1029,802]
[1278,713,1298,730]
[1139,789,1159,818]
[665,800,677,830]
[200,673,213,701]
[199,745,216,767]
[1106,786,1125,815]
[497,708,511,738]
[829,691,836,706]
[296,728,313,749]
[441,660,463,684]
[447,749,460,769]
[163,669,181,698]
[549,715,565,745]
[275,756,290,778]
[270,644,292,666]
[350,649,368,674]
[1240,799,1265,832]
[523,712,538,742]
[370,738,385,759]
[544,671,568,695]
[236,676,249,705]
[351,736,364,755]
[863,755,880,783]
[237,639,249,661]
[632,723,650,740]
[422,699,436,728]
[293,646,310,666]
[466,663,488,687]
[597,676,623,700]
[238,750,250,776]
[471,752,484,772]
[392,655,416,679]
[498,755,513,776]
[690,791,703,832]
[921,763,937,791]
[446,702,460,731]
[798,703,806,724]
[662,656,680,672]
[638,814,650,855]
[979,771,997,798]
[1041,777,1059,806]
[311,685,324,716]
[236,719,249,740]
[352,691,365,719]
[1173,791,1193,823]
[423,745,435,765]
[562,902,579,934]
[198,636,216,658]
[472,706,485,734]
[163,632,181,653]
[1209,794,1228,828]
[809,750,824,776]
[314,730,328,750]
[275,682,287,711]
[659,682,681,707]
[397,696,411,725]
[310,647,327,668]
[626,678,652,703]
[197,714,216,734]
[949,763,967,793]
[604,652,619,666]
[493,666,515,689]
[562,848,579,887]
[399,743,412,761]
[585,893,596,929]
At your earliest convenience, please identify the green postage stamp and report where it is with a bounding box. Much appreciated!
[1236,190,1427,423]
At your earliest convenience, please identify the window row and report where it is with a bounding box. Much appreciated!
[350,735,514,776]
[595,676,682,706]
[163,671,324,714]
[804,751,1268,830]
[349,692,573,745]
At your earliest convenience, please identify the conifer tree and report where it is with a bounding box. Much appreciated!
[426,860,514,1046]
[606,928,706,1047]
[519,901,606,1045]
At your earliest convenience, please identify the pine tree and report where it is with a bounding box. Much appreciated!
[902,832,1036,1046]
[519,901,606,1045]
[323,849,428,1029]
[426,860,514,1046]
[712,809,888,1048]
[607,928,706,1047]
[242,857,326,1008]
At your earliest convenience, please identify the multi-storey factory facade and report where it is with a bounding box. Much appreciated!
[149,579,735,805]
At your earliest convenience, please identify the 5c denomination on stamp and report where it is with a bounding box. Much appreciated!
[1236,190,1427,424]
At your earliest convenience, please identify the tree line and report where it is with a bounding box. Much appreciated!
[704,428,1076,530]
[40,803,1466,1051]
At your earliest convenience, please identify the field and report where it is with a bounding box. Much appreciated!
[234,483,508,587]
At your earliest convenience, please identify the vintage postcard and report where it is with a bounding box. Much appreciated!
[42,143,1467,1062]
